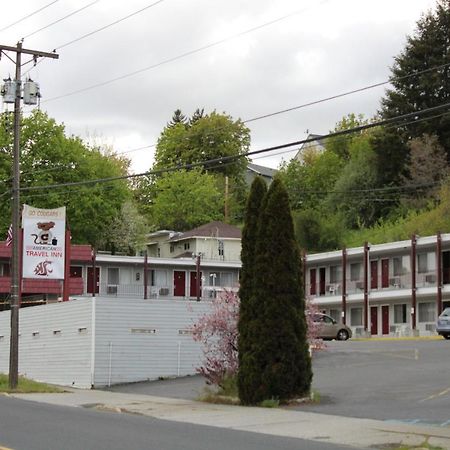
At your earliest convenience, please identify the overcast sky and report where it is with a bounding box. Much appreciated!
[0,0,437,172]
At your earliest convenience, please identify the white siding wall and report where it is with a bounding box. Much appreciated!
[93,298,210,387]
[0,299,93,388]
[0,297,214,388]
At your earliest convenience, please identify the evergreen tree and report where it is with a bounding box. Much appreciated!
[167,109,188,128]
[239,178,312,404]
[381,0,450,156]
[237,177,267,404]
[189,108,205,125]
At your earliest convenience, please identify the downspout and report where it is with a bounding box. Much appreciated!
[411,234,417,332]
[342,248,347,325]
[437,232,443,316]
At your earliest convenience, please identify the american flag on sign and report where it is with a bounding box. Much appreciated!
[5,224,13,247]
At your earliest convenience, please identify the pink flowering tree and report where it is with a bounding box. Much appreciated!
[190,290,240,387]
[305,296,326,351]
[191,290,324,388]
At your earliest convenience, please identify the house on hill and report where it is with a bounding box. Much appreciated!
[146,221,241,262]
[293,133,325,162]
[245,163,277,186]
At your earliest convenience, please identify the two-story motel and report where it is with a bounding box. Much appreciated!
[305,233,450,337]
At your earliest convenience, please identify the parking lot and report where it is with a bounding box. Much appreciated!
[301,338,450,427]
[107,338,450,427]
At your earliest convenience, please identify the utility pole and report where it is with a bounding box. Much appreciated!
[0,42,58,389]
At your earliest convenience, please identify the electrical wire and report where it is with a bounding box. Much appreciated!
[55,0,166,50]
[42,1,331,103]
[18,101,450,193]
[23,0,100,40]
[0,0,61,34]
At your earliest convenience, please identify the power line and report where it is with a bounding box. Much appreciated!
[0,0,61,33]
[23,0,100,40]
[42,1,330,103]
[19,101,450,193]
[55,0,166,50]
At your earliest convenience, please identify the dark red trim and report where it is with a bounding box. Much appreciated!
[62,230,71,301]
[411,235,417,330]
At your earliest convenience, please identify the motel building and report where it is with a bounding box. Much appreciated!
[305,233,450,337]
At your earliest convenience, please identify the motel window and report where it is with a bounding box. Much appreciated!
[218,240,224,257]
[330,266,341,284]
[350,308,363,326]
[418,302,435,323]
[417,253,428,274]
[0,263,10,277]
[107,268,119,286]
[329,309,340,322]
[170,245,175,253]
[394,304,407,324]
[70,266,82,278]
[151,269,169,287]
[350,263,361,281]
[184,243,190,251]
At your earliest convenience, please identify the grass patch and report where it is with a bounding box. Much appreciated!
[0,373,64,393]
[259,398,280,408]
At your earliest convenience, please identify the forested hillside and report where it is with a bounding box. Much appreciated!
[278,0,450,253]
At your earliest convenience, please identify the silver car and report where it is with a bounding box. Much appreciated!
[436,307,450,340]
[312,313,352,341]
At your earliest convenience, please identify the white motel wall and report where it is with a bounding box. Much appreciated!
[0,297,210,388]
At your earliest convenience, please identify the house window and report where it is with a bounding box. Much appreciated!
[157,247,161,257]
[394,304,407,323]
[418,302,435,322]
[184,242,190,251]
[350,263,361,281]
[350,307,363,326]
[170,244,174,253]
[330,265,341,284]
[218,240,224,257]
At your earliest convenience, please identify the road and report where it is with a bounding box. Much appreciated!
[0,395,353,450]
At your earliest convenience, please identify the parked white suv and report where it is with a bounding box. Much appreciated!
[436,307,450,340]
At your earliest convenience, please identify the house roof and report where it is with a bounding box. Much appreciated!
[247,163,277,179]
[169,221,241,241]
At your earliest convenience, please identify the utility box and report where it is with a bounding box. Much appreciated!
[23,80,40,105]
[1,79,16,103]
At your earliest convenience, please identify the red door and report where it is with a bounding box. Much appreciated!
[174,271,186,297]
[370,306,378,335]
[190,271,202,297]
[370,260,378,289]
[310,269,316,295]
[381,259,389,288]
[319,268,326,296]
[87,267,99,294]
[382,305,389,335]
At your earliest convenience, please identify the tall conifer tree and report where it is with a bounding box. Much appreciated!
[237,177,267,404]
[247,178,312,404]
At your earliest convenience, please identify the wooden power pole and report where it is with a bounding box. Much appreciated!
[0,42,58,389]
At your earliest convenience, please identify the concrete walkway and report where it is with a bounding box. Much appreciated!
[8,389,450,449]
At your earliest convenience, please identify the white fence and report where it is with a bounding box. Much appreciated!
[0,297,211,388]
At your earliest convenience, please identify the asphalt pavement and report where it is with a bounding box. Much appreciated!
[6,337,450,450]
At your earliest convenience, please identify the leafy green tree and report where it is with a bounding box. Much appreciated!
[0,110,132,247]
[106,201,149,255]
[328,133,380,228]
[155,110,250,179]
[240,178,312,404]
[380,0,450,156]
[150,168,223,230]
[237,177,267,404]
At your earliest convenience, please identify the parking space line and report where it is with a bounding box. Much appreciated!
[0,446,14,450]
[419,386,450,403]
